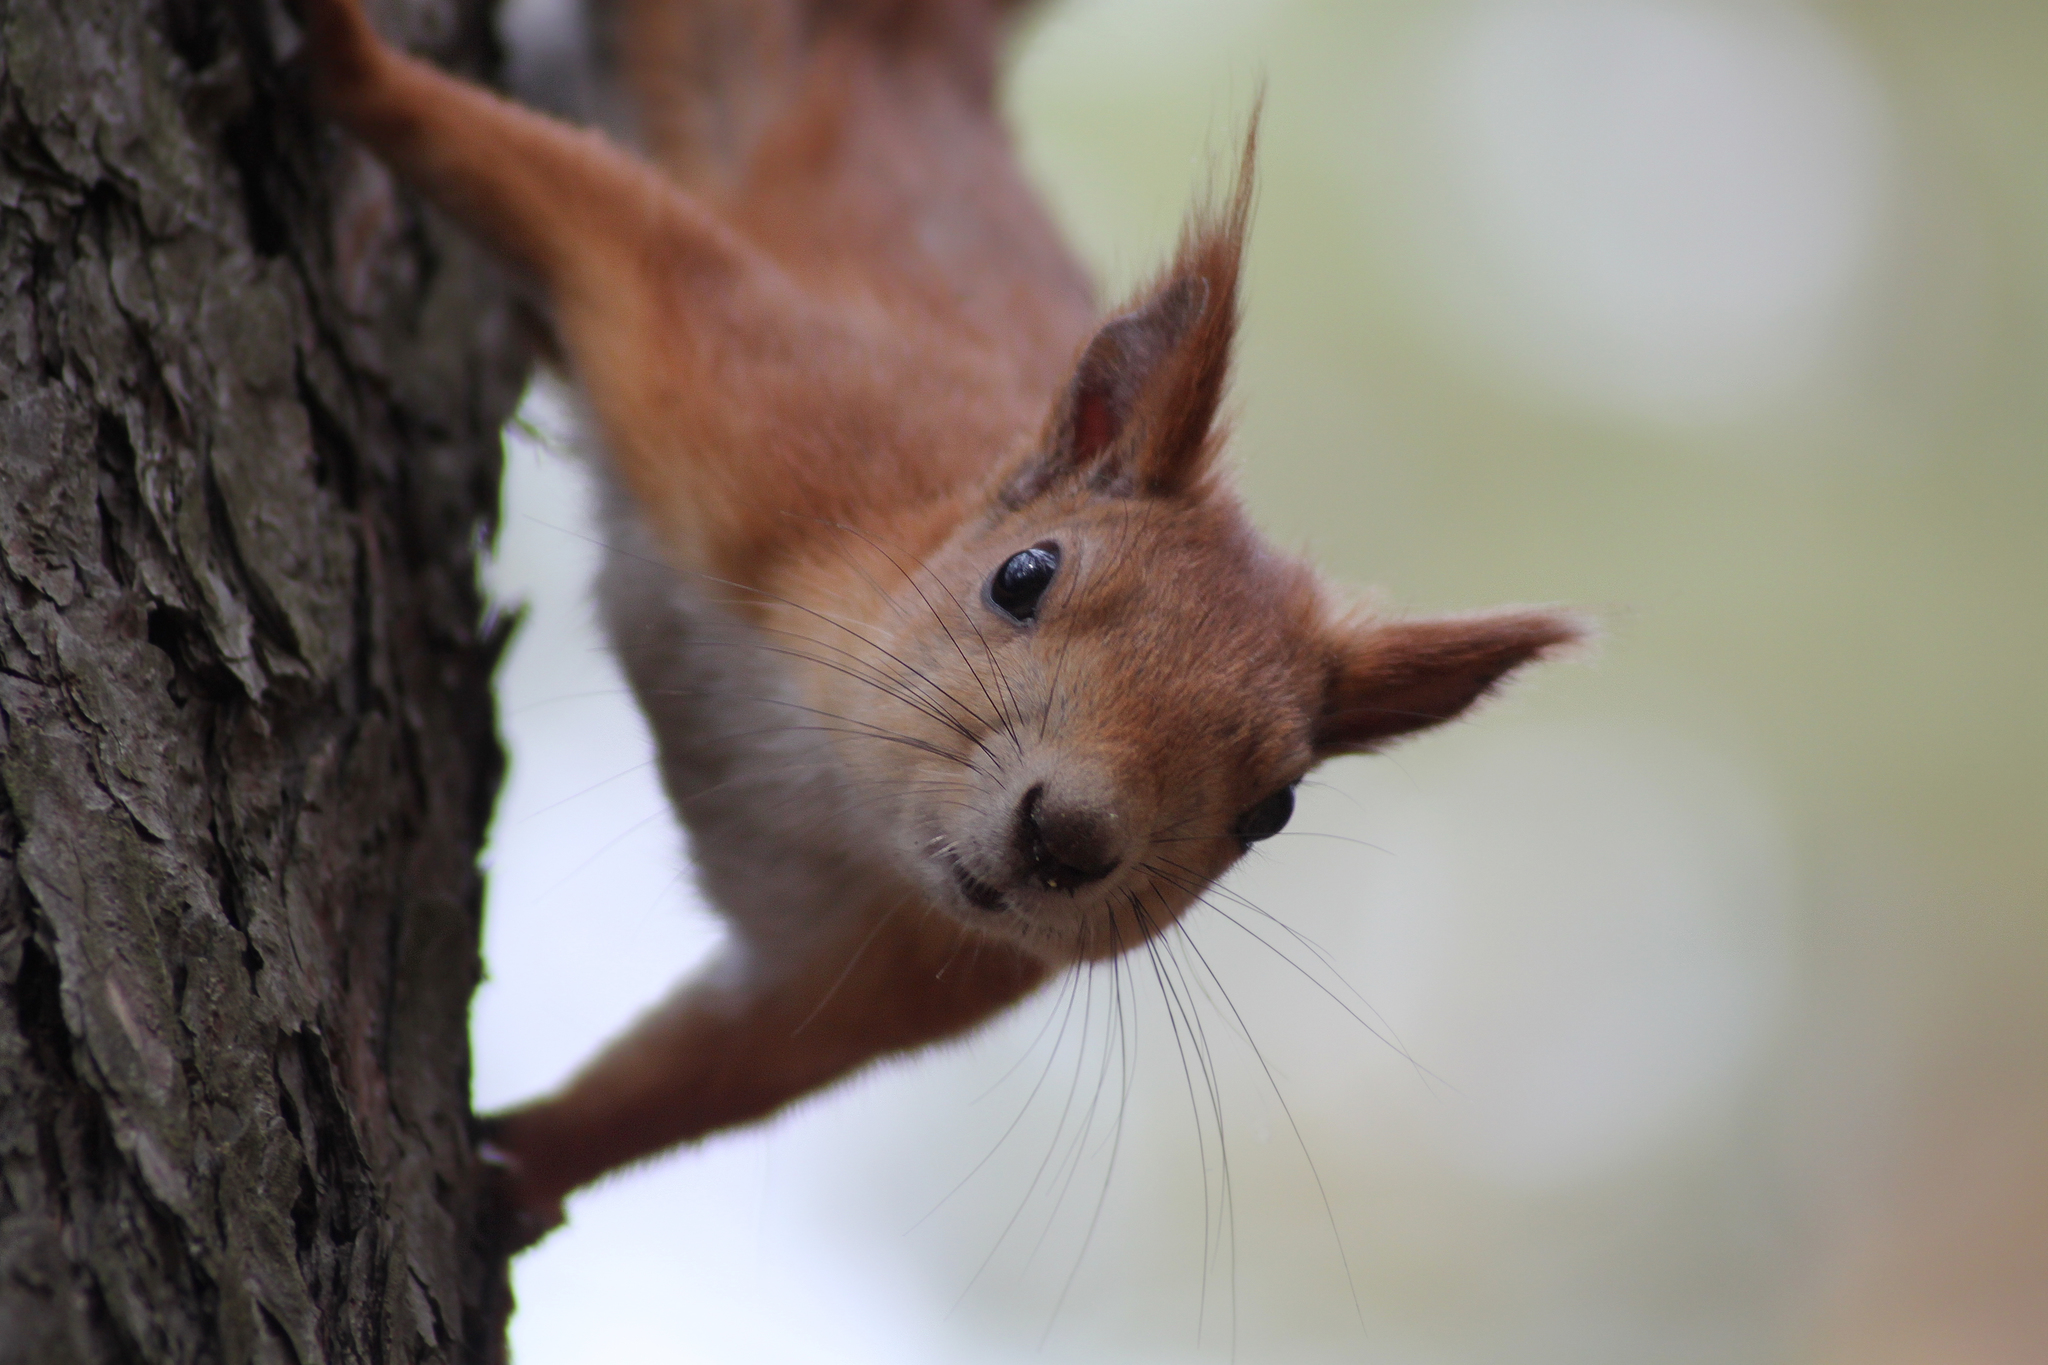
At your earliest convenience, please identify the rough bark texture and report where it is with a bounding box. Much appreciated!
[0,1,526,1360]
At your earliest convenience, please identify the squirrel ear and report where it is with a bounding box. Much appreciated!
[1316,609,1585,755]
[1005,115,1257,507]
[1005,276,1210,505]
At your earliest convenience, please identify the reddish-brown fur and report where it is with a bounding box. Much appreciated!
[302,0,1581,1246]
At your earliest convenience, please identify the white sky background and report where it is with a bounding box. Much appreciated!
[467,0,1918,1357]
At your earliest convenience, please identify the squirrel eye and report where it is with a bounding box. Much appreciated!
[1235,786,1295,844]
[987,543,1060,622]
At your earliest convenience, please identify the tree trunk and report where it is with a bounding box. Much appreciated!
[0,1,526,1360]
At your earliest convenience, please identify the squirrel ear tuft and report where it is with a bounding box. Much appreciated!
[1005,114,1258,506]
[1316,609,1587,754]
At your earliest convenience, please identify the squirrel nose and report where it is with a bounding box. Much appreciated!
[1017,784,1123,891]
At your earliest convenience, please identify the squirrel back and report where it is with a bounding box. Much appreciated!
[529,0,1093,389]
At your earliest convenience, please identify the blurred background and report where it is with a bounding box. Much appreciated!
[473,0,2048,1360]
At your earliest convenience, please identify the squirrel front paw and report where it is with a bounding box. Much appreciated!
[473,1118,567,1256]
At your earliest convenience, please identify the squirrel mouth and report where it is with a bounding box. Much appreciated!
[945,856,1008,912]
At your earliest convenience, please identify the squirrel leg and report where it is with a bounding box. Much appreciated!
[480,908,1046,1243]
[300,0,796,550]
[301,0,733,297]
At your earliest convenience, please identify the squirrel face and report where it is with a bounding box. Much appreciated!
[793,456,1582,966]
[807,487,1328,962]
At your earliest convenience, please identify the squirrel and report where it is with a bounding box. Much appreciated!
[302,0,1583,1248]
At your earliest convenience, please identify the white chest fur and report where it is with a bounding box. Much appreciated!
[591,484,903,959]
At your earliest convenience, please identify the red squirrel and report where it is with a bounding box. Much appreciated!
[303,0,1582,1247]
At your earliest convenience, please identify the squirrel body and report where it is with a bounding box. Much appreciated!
[303,0,1582,1242]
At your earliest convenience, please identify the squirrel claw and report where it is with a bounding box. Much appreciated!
[474,1125,567,1256]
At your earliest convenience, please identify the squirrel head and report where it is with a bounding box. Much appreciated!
[787,142,1585,964]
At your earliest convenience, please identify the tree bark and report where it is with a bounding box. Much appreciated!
[0,1,526,1360]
